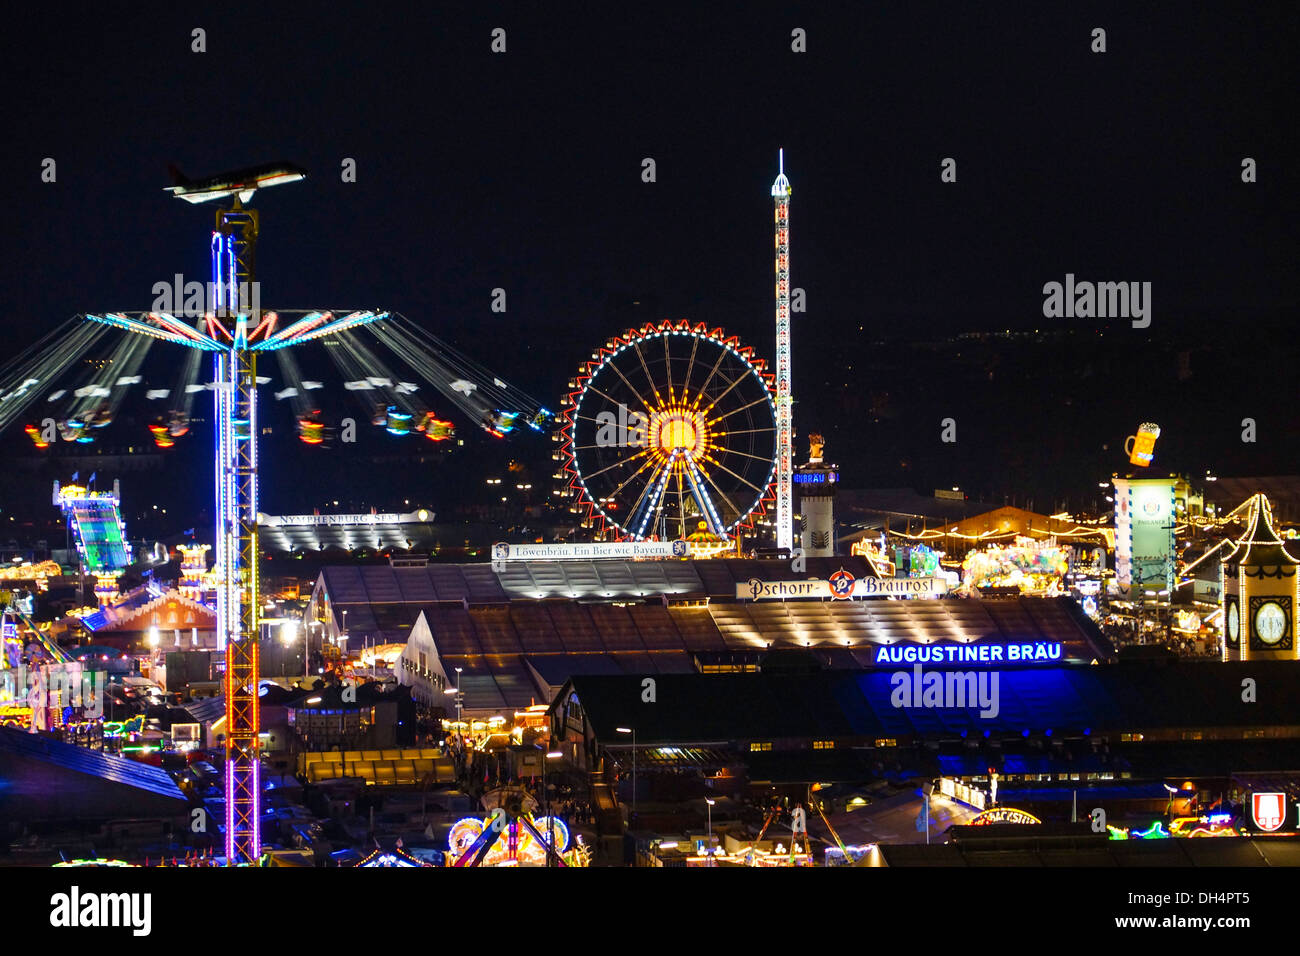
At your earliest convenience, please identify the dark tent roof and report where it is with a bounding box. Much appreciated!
[1204,477,1300,523]
[180,696,226,723]
[759,648,827,674]
[0,727,187,823]
[0,729,185,800]
[287,682,411,711]
[560,661,1300,745]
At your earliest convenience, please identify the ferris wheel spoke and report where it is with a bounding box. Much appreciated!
[571,442,628,452]
[682,452,733,534]
[713,426,776,438]
[697,472,743,523]
[679,332,701,406]
[663,333,675,406]
[581,447,651,483]
[627,457,672,538]
[707,393,773,426]
[699,366,756,417]
[630,337,665,408]
[717,447,780,465]
[606,453,660,501]
[689,347,729,410]
[573,411,619,428]
[586,381,642,417]
[702,455,768,498]
[604,361,656,417]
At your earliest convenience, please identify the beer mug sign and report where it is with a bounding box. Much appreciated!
[1124,422,1161,467]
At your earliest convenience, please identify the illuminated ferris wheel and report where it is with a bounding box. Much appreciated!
[559,320,777,541]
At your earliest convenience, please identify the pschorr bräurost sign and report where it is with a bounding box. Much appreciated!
[736,574,947,601]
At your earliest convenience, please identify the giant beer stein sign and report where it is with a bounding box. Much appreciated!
[1125,422,1160,467]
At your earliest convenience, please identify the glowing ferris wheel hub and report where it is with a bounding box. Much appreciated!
[648,405,709,461]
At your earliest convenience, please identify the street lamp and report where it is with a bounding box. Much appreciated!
[616,727,636,827]
[443,677,466,782]
[309,621,322,681]
[280,620,307,681]
[706,798,716,865]
[305,622,314,681]
[443,666,464,753]
[454,666,463,733]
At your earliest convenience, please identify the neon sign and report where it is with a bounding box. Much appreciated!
[793,472,836,485]
[738,574,947,601]
[874,641,1064,665]
[970,807,1041,825]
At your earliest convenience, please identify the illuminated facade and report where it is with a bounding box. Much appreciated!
[0,560,62,590]
[796,433,838,557]
[1113,476,1177,601]
[1221,494,1298,662]
[961,538,1069,594]
[176,544,211,603]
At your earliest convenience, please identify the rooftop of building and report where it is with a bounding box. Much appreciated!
[554,660,1300,746]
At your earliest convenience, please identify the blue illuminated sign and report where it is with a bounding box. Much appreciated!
[793,472,837,485]
[874,641,1064,666]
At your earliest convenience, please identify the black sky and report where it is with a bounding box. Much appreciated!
[2,2,1296,524]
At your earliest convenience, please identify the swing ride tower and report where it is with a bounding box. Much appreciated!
[85,170,391,863]
[212,198,264,866]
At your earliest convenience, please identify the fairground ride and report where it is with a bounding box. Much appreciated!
[446,786,590,867]
[52,480,131,605]
[729,787,855,867]
[0,164,553,864]
[557,320,777,542]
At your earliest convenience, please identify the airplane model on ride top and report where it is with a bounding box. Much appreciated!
[165,161,308,205]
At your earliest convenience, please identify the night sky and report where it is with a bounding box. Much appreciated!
[2,3,1296,531]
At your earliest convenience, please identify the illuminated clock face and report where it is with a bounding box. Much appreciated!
[1254,602,1287,645]
[1227,603,1239,641]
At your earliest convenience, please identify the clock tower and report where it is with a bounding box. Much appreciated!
[1221,494,1298,661]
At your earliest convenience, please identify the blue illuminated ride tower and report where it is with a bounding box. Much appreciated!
[212,200,263,864]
